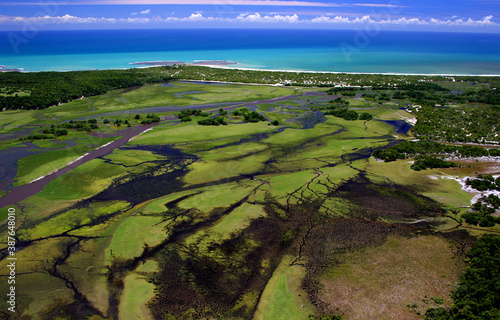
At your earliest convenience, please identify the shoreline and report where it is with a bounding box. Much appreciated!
[7,61,500,77]
[203,64,500,77]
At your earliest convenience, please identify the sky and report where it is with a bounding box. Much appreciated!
[0,0,499,32]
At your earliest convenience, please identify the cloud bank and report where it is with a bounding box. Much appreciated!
[0,12,497,28]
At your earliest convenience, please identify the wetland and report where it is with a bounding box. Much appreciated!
[1,74,499,320]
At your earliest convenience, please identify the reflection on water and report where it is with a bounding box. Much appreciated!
[379,120,413,135]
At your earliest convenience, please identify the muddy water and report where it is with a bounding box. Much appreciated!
[0,124,155,208]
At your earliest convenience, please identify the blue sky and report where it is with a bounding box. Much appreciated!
[0,0,499,32]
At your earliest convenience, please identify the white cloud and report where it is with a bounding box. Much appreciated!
[0,12,497,28]
[311,14,498,26]
[235,12,299,23]
[132,9,151,15]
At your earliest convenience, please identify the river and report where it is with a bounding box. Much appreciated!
[0,124,155,208]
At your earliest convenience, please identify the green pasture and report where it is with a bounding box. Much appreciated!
[346,98,374,108]
[183,150,272,184]
[105,214,170,262]
[15,137,116,186]
[261,165,359,203]
[0,109,40,134]
[254,255,315,320]
[119,274,155,320]
[362,158,472,208]
[130,121,278,145]
[35,158,128,201]
[263,112,301,125]
[141,191,195,215]
[102,149,166,167]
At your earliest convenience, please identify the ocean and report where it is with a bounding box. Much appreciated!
[1,29,500,75]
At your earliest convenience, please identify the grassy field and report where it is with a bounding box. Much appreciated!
[319,235,466,320]
[105,214,170,261]
[130,121,278,145]
[15,137,116,186]
[254,255,316,320]
[363,158,472,208]
[119,274,156,320]
[38,82,301,121]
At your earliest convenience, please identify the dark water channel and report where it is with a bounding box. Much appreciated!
[379,120,413,135]
[0,124,155,208]
[94,144,198,205]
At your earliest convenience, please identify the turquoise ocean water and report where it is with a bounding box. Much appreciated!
[1,29,499,75]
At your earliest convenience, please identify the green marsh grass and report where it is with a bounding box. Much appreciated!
[15,137,116,186]
[119,274,155,320]
[254,255,315,320]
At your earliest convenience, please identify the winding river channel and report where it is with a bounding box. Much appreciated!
[0,90,410,209]
[0,124,154,208]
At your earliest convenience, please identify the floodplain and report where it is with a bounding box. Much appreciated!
[0,79,497,320]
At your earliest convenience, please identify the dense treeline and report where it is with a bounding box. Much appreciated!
[323,107,373,121]
[426,235,500,319]
[140,113,161,124]
[0,68,174,110]
[372,140,500,162]
[410,157,457,171]
[412,105,500,143]
[198,117,227,126]
[232,108,267,123]
[177,109,210,122]
[18,119,99,141]
[466,174,500,192]
[2,65,499,111]
[171,66,500,89]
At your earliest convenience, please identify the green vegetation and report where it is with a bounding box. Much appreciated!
[140,113,161,124]
[2,69,500,320]
[410,157,457,171]
[373,140,500,162]
[461,175,500,227]
[426,235,500,320]
[198,116,228,126]
[15,138,114,186]
[466,174,500,191]
[177,109,210,122]
[232,107,268,123]
[0,67,174,110]
[324,107,359,120]
[412,105,500,143]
